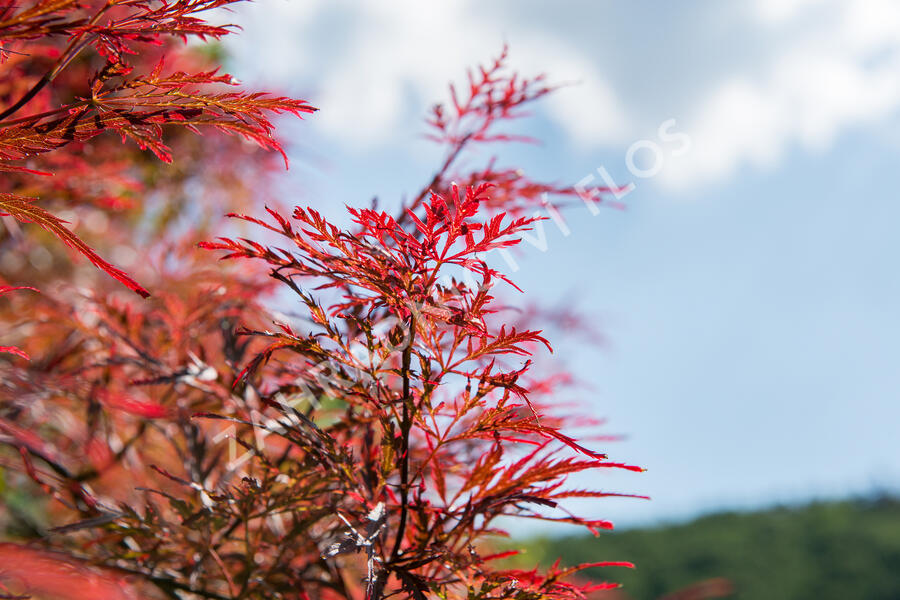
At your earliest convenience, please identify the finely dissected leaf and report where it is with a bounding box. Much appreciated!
[0,162,52,175]
[0,91,315,164]
[0,345,30,359]
[0,285,38,359]
[0,193,150,297]
[96,390,171,418]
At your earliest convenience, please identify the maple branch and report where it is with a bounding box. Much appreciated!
[397,133,471,227]
[388,314,416,573]
[0,73,51,121]
[112,565,233,600]
[0,1,110,120]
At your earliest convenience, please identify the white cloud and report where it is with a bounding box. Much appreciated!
[230,0,900,188]
[661,40,900,189]
[229,0,630,148]
[660,0,900,189]
[511,37,631,146]
[753,0,824,23]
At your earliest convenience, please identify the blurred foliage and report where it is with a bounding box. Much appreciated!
[517,495,900,599]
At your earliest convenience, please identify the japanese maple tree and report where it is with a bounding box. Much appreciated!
[1,2,643,599]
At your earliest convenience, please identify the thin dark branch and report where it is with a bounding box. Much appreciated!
[384,314,416,597]
[0,5,105,120]
[396,134,471,226]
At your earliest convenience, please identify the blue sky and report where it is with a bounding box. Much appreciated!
[223,0,900,531]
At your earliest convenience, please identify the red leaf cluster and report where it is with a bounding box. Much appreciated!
[1,6,644,599]
[1,0,315,297]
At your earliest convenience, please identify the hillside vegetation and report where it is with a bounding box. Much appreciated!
[521,496,900,599]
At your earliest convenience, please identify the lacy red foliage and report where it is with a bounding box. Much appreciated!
[196,184,644,598]
[1,3,643,599]
[1,0,314,297]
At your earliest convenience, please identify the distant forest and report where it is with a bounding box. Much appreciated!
[519,496,900,599]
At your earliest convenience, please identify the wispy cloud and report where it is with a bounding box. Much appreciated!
[661,0,900,188]
[229,0,900,188]
[228,0,630,147]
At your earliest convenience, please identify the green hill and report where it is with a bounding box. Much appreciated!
[520,496,900,599]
